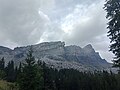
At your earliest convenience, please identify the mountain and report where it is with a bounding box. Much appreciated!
[0,41,113,72]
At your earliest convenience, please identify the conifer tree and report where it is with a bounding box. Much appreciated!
[17,47,44,90]
[0,58,5,80]
[104,0,120,71]
[5,60,15,82]
[0,57,5,70]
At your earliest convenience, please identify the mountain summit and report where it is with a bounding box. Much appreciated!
[83,44,95,53]
[0,41,112,71]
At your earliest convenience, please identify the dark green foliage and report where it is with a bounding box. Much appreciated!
[0,57,5,70]
[0,70,6,80]
[40,62,120,90]
[5,60,16,82]
[0,58,17,81]
[104,0,120,70]
[0,58,5,79]
[17,47,44,90]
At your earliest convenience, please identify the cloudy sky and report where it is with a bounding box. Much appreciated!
[0,0,114,62]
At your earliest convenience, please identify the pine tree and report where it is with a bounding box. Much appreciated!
[0,58,5,80]
[104,0,120,71]
[17,47,44,90]
[5,60,15,82]
[0,57,5,70]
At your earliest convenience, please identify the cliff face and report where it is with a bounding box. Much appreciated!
[0,41,112,71]
[0,46,13,64]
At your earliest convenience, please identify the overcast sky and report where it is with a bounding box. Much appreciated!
[0,0,114,62]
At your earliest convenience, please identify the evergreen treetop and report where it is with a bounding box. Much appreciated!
[104,0,120,71]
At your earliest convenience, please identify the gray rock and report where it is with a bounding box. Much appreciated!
[0,41,113,72]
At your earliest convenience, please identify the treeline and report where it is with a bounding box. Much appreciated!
[43,67,120,90]
[0,57,18,82]
[0,50,120,90]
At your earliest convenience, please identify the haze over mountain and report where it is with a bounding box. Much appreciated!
[0,41,113,72]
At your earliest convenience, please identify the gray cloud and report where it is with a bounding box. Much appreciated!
[61,1,106,43]
[0,0,52,46]
[58,0,113,62]
[0,0,113,62]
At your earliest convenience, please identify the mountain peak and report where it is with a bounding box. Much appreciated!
[0,41,111,71]
[83,44,95,53]
[84,44,92,48]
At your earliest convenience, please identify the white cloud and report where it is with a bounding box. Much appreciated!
[59,0,113,62]
[0,0,113,62]
[0,0,53,46]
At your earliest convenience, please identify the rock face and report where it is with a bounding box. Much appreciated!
[0,46,13,65]
[0,41,112,71]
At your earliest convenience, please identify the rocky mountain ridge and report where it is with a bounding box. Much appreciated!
[0,41,113,72]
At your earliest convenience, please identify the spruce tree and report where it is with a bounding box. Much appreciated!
[0,57,5,70]
[5,60,15,82]
[17,47,44,90]
[104,0,120,71]
[0,57,6,80]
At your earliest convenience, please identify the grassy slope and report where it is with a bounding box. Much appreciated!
[0,80,18,90]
